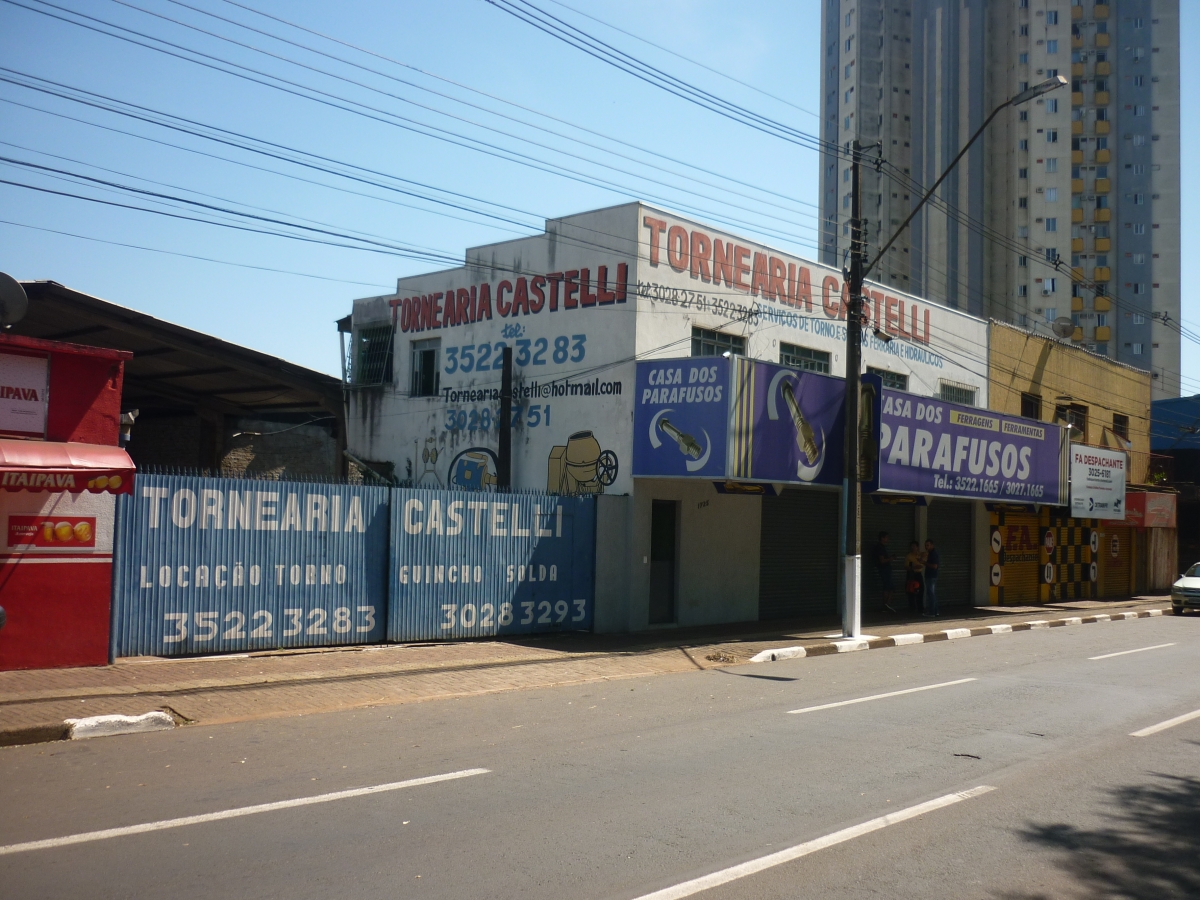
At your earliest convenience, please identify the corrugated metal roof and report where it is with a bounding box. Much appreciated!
[15,281,341,421]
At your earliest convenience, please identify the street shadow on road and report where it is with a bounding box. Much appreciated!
[994,772,1200,900]
[712,669,798,682]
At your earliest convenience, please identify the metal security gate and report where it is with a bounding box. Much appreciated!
[991,510,1040,604]
[861,499,917,611]
[926,500,972,608]
[758,488,839,620]
[1100,524,1133,598]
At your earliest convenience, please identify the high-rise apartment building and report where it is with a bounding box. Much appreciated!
[818,0,1180,399]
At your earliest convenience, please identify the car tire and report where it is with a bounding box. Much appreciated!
[1172,606,1185,616]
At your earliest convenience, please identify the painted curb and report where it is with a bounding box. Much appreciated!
[749,609,1168,664]
[0,723,69,748]
[64,712,176,740]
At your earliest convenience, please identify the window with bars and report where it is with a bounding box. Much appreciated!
[940,383,977,406]
[691,327,745,358]
[780,343,831,374]
[351,325,394,386]
[867,366,907,391]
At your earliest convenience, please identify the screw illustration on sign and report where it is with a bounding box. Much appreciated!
[728,358,845,485]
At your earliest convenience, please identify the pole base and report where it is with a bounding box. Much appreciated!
[843,555,861,639]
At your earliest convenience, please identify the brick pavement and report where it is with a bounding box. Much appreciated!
[0,596,1170,740]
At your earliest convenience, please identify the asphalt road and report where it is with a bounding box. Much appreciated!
[2,615,1198,899]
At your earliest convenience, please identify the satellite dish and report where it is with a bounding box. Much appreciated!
[0,273,29,326]
[1051,316,1075,339]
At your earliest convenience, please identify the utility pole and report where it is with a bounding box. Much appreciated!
[498,346,512,489]
[838,76,1066,639]
[842,140,865,639]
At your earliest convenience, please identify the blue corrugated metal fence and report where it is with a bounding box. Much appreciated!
[111,475,596,656]
[388,490,595,641]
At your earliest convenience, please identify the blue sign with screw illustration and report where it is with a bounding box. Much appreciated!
[632,358,730,478]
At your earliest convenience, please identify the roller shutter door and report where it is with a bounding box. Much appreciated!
[926,501,973,608]
[1100,524,1133,598]
[861,500,917,610]
[758,488,840,620]
[994,511,1040,604]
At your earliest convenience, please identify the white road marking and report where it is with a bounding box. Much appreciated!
[891,633,925,645]
[1089,642,1176,661]
[0,768,489,856]
[942,628,972,640]
[1130,708,1200,738]
[787,678,976,715]
[630,786,996,900]
[987,624,1013,634]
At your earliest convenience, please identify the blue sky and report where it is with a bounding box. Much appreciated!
[0,0,1195,393]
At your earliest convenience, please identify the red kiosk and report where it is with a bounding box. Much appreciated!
[0,332,134,670]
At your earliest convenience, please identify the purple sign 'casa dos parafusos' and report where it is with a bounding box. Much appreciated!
[862,373,1068,504]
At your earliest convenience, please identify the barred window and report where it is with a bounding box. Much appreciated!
[352,325,394,386]
[780,343,831,374]
[868,366,907,391]
[691,327,745,358]
[940,383,977,407]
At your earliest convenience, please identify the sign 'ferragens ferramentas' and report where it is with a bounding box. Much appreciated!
[864,377,1068,504]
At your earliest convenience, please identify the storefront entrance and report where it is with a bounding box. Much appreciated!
[758,489,839,620]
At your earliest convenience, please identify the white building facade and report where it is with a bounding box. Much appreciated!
[344,203,994,631]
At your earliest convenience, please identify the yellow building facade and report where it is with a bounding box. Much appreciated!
[988,321,1151,482]
[985,321,1153,605]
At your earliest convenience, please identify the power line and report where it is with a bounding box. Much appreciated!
[537,0,820,121]
[0,218,393,287]
[6,0,821,248]
[152,0,820,222]
[0,71,839,294]
[214,0,821,207]
[482,0,845,157]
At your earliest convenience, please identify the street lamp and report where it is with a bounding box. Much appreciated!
[840,75,1067,639]
[864,75,1068,282]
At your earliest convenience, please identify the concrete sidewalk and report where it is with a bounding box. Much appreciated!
[0,595,1171,743]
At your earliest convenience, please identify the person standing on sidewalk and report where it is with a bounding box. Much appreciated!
[904,541,925,615]
[923,538,941,617]
[871,532,897,613]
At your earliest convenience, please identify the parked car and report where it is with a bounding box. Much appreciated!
[1171,564,1200,615]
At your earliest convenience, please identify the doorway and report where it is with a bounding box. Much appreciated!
[649,500,678,624]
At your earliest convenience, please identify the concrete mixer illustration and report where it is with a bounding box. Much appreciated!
[547,430,619,495]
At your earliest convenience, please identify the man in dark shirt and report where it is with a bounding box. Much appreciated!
[924,539,941,617]
[871,531,896,613]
